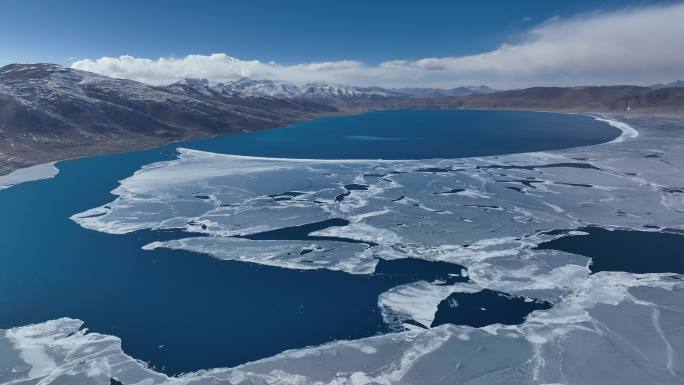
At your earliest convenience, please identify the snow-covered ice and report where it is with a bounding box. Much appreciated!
[0,162,58,190]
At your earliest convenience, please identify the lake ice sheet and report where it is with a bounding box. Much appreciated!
[0,162,58,190]
[3,115,684,384]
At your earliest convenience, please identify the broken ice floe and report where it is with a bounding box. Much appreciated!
[3,271,683,384]
[39,115,684,383]
[378,280,461,329]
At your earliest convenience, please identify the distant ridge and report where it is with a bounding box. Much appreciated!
[441,85,684,114]
[393,85,496,97]
[169,77,494,100]
[651,80,684,88]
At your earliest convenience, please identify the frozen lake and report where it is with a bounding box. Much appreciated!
[3,110,682,385]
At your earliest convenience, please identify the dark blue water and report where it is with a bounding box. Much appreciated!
[239,218,373,245]
[181,109,620,159]
[537,227,684,274]
[432,289,552,328]
[0,110,619,374]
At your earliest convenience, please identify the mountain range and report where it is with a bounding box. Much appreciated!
[211,78,403,100]
[0,64,337,174]
[1,62,684,175]
[170,78,497,100]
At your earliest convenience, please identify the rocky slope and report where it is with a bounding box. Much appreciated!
[0,64,339,174]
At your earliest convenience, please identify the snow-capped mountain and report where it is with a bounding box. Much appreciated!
[215,77,404,100]
[208,77,494,100]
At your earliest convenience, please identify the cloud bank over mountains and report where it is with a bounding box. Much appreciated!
[72,3,684,88]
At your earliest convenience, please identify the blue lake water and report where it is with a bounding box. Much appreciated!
[537,227,684,274]
[0,110,620,374]
[178,109,620,159]
[432,289,552,328]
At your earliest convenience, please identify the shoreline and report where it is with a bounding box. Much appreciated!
[0,108,640,190]
[0,162,59,190]
[0,108,372,189]
[591,115,640,143]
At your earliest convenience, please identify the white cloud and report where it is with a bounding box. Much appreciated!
[71,3,684,88]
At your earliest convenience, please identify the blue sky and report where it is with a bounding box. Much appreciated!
[2,0,683,87]
[0,0,673,65]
